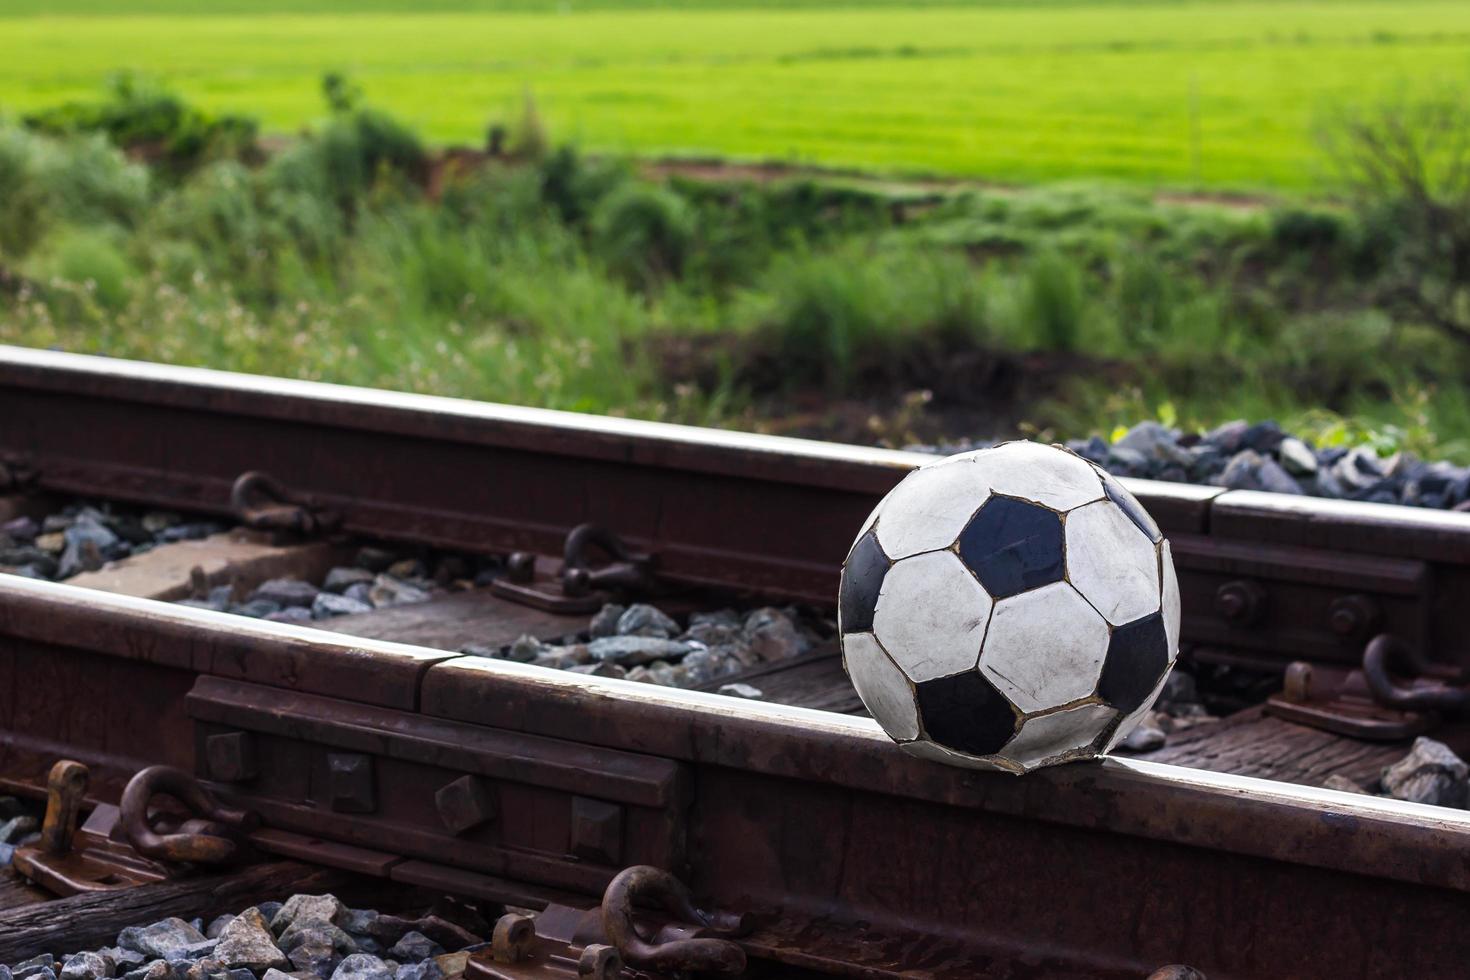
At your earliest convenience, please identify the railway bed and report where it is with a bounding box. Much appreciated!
[2,347,1470,978]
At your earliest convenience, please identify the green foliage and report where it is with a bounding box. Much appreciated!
[29,226,135,311]
[739,244,986,392]
[590,182,697,289]
[6,1,1470,189]
[0,126,149,259]
[23,74,256,173]
[1021,249,1085,352]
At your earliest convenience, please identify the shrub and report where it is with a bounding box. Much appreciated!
[591,182,697,288]
[1022,249,1085,351]
[740,244,986,392]
[24,74,256,173]
[30,226,135,311]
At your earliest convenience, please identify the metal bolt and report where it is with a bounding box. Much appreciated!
[491,913,535,964]
[579,945,621,980]
[569,796,623,865]
[1328,594,1380,637]
[1214,579,1266,626]
[205,732,258,783]
[435,775,496,835]
[326,753,376,814]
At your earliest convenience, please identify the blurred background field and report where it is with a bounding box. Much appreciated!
[5,0,1470,188]
[3,0,1470,466]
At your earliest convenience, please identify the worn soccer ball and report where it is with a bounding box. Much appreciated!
[839,441,1180,773]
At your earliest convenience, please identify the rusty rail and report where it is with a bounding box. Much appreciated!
[4,348,1470,974]
[2,345,1469,682]
[0,576,1467,976]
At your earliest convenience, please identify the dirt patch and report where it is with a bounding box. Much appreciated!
[656,331,1132,445]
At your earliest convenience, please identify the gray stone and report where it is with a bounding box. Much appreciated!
[744,607,808,661]
[587,636,695,667]
[0,814,37,843]
[253,578,320,608]
[13,956,54,980]
[615,604,680,639]
[1381,736,1469,808]
[215,911,285,971]
[394,963,443,980]
[118,920,210,961]
[1333,448,1387,491]
[342,583,374,606]
[96,954,142,973]
[506,634,551,663]
[18,970,53,980]
[385,934,442,964]
[1155,671,1198,708]
[272,895,347,934]
[1114,421,1190,468]
[60,954,115,980]
[1323,774,1371,795]
[2,516,39,542]
[286,934,345,979]
[368,575,430,608]
[682,620,743,648]
[679,648,731,685]
[329,956,393,980]
[1202,419,1249,454]
[323,567,375,594]
[156,522,224,543]
[232,599,282,619]
[1117,713,1167,752]
[1277,437,1318,477]
[587,603,625,639]
[1254,457,1303,495]
[142,512,182,534]
[337,910,378,938]
[1240,420,1285,454]
[205,917,236,940]
[265,607,314,624]
[1103,446,1149,476]
[565,662,628,679]
[531,646,592,670]
[312,593,372,619]
[717,683,763,699]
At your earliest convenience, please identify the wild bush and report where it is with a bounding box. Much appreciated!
[24,74,256,173]
[590,182,698,289]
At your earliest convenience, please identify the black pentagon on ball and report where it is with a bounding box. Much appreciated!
[916,670,1019,757]
[840,530,889,633]
[1098,611,1170,713]
[957,496,1065,599]
[1105,477,1162,543]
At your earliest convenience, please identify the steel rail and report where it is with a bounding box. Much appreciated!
[3,346,1470,681]
[0,576,1467,977]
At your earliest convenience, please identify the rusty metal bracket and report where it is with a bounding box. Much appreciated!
[230,471,341,538]
[13,761,170,895]
[601,866,747,975]
[1266,633,1470,740]
[467,866,747,980]
[119,764,260,865]
[492,524,661,614]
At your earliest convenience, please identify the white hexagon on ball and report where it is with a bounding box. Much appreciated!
[873,457,992,560]
[1066,498,1161,626]
[979,581,1110,713]
[838,440,1180,774]
[872,550,993,683]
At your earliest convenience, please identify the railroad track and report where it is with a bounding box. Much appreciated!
[1,345,1468,978]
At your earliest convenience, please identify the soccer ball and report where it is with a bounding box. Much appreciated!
[839,441,1181,773]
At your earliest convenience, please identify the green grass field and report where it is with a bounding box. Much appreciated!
[2,0,1469,189]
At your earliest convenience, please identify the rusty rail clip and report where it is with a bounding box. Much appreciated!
[231,471,341,538]
[492,524,660,614]
[1266,633,1470,739]
[119,764,261,865]
[468,865,748,979]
